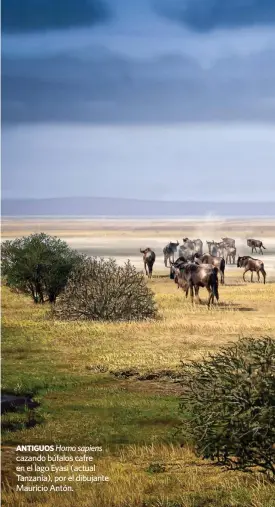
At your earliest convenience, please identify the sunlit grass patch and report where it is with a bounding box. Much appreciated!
[1,261,275,506]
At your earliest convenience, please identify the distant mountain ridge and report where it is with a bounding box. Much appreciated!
[2,197,275,217]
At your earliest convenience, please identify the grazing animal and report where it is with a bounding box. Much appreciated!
[199,253,225,285]
[237,256,266,284]
[225,246,236,265]
[140,248,156,278]
[171,261,219,307]
[247,239,266,255]
[221,237,236,248]
[163,241,179,267]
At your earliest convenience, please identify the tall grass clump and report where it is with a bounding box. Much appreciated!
[52,257,157,321]
[178,337,275,479]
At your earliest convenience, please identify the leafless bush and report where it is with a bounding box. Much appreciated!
[52,257,157,321]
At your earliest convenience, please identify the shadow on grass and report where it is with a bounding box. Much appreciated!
[196,301,256,312]
[218,302,256,312]
[1,392,43,433]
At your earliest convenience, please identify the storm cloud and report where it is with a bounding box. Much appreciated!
[2,0,275,203]
[2,48,275,124]
[155,0,275,31]
[1,0,111,34]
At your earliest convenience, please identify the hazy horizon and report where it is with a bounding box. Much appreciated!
[2,1,275,203]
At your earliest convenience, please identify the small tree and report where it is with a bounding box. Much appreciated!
[1,233,82,304]
[52,257,157,321]
[178,337,275,478]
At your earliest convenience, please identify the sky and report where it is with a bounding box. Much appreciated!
[2,0,275,202]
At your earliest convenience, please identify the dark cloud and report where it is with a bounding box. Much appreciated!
[2,50,275,124]
[155,0,275,31]
[1,0,111,34]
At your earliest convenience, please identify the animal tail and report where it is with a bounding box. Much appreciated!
[220,257,225,274]
[262,244,266,249]
[261,267,266,284]
[210,267,219,301]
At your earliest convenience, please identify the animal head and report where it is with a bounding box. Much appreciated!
[169,241,179,250]
[170,263,181,281]
[192,252,200,259]
[140,247,151,254]
[237,256,243,267]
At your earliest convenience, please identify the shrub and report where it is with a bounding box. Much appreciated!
[178,337,275,478]
[52,257,157,321]
[1,233,82,304]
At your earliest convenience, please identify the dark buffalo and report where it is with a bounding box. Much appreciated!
[140,248,156,278]
[247,239,266,255]
[163,241,179,267]
[225,246,237,265]
[182,238,203,255]
[237,256,266,284]
[170,261,219,307]
[221,237,236,248]
[195,253,225,285]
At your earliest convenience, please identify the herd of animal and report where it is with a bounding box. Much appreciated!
[140,237,267,307]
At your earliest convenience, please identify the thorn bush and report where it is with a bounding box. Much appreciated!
[178,337,275,479]
[52,257,158,321]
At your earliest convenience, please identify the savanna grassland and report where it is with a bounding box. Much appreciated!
[1,218,275,507]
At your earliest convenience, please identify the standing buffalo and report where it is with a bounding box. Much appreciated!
[195,253,225,285]
[140,248,156,278]
[237,256,266,284]
[225,246,237,265]
[247,239,266,255]
[221,237,236,248]
[182,238,203,255]
[163,241,179,267]
[170,261,219,307]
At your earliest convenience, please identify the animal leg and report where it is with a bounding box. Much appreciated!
[194,286,201,304]
[251,271,253,283]
[206,287,212,308]
[190,285,194,305]
[243,269,249,282]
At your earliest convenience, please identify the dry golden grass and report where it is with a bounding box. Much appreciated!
[2,221,275,506]
[2,270,275,373]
